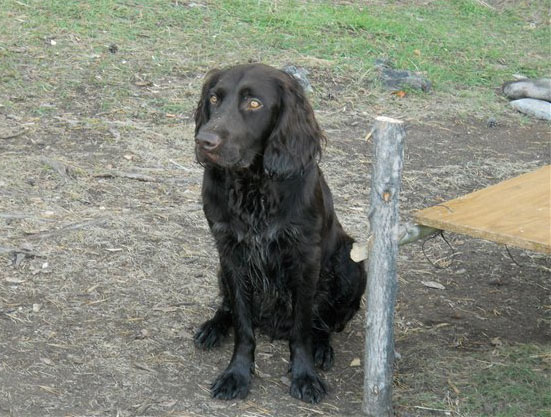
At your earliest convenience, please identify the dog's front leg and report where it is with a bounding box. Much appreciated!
[210,262,255,400]
[288,259,327,404]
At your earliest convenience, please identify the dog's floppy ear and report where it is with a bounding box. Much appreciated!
[263,73,324,178]
[194,69,222,135]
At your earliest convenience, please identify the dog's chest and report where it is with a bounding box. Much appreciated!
[224,176,283,240]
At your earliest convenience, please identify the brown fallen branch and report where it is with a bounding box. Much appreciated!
[0,128,28,140]
[0,246,45,258]
[0,213,55,222]
[28,218,108,238]
[93,171,157,182]
[107,120,165,138]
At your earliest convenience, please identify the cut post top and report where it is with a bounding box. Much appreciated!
[375,116,404,124]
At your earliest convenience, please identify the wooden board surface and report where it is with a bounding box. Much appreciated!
[414,165,551,254]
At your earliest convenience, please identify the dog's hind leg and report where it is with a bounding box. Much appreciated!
[329,236,367,333]
[194,297,232,349]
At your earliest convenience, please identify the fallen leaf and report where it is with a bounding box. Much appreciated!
[447,378,460,395]
[41,357,54,366]
[350,358,361,367]
[280,376,291,387]
[159,399,177,408]
[134,80,153,87]
[14,253,25,267]
[490,337,502,347]
[421,281,446,290]
[67,354,84,364]
[350,241,369,262]
[392,90,407,98]
[135,328,150,339]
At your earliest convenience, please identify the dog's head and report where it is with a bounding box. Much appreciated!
[194,64,324,177]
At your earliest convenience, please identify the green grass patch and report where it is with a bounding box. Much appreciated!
[0,0,549,117]
[460,344,551,417]
[395,343,550,417]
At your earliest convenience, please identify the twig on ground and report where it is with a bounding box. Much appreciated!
[0,213,55,222]
[0,246,45,258]
[475,0,495,9]
[108,120,165,138]
[169,159,192,171]
[28,218,108,238]
[93,171,157,182]
[1,128,27,140]
[413,405,452,414]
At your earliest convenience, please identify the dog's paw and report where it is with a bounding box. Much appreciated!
[313,341,334,371]
[290,371,327,404]
[211,367,251,400]
[194,318,228,349]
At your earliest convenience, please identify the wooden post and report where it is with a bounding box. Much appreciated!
[362,116,405,417]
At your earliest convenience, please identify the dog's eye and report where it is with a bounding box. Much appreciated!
[209,95,219,105]
[247,99,263,111]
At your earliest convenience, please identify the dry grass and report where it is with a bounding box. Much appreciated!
[1,1,550,416]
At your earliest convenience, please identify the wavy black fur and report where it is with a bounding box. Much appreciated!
[193,64,366,404]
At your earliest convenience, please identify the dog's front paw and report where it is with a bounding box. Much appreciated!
[290,371,327,404]
[211,367,252,400]
[194,318,228,349]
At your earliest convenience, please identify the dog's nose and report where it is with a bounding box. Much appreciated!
[195,131,221,152]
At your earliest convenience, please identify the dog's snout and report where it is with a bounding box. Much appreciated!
[195,131,222,152]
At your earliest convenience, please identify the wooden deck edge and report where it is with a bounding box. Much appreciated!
[414,215,551,254]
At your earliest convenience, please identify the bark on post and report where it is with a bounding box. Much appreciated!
[362,116,405,417]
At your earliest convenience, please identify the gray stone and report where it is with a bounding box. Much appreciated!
[282,65,313,93]
[503,78,551,102]
[510,98,551,120]
[375,59,431,92]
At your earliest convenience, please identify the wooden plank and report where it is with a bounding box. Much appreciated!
[414,165,551,254]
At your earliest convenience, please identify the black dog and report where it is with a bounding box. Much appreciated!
[193,64,366,404]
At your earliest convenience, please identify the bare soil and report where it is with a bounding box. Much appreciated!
[0,81,550,416]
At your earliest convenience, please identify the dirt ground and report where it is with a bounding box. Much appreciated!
[1,72,550,415]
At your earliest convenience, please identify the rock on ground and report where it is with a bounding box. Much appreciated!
[503,78,551,102]
[510,98,551,120]
[375,59,432,92]
[282,65,313,93]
